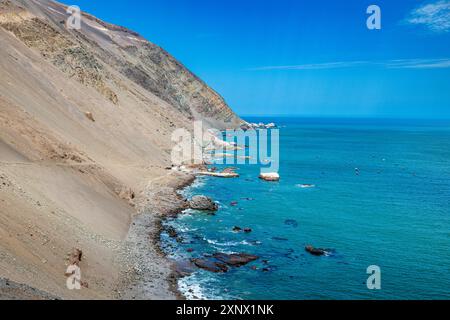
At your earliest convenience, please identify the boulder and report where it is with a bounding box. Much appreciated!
[84,111,95,122]
[213,253,259,267]
[305,245,327,256]
[189,195,218,211]
[259,172,280,182]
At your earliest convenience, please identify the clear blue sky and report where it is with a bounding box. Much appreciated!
[70,0,450,118]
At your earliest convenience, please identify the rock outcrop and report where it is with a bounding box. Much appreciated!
[259,172,280,182]
[189,195,218,211]
[213,253,259,267]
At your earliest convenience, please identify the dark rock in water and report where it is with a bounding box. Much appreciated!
[230,201,238,206]
[166,226,178,238]
[250,266,258,271]
[189,195,218,211]
[284,219,298,228]
[213,253,259,267]
[305,245,328,256]
[232,226,252,233]
[272,237,289,241]
[186,248,194,253]
[191,258,229,273]
[176,236,185,243]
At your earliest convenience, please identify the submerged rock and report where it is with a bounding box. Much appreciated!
[189,195,218,211]
[284,219,298,228]
[272,237,289,241]
[213,253,259,267]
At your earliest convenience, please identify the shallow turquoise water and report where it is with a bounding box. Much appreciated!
[162,118,450,300]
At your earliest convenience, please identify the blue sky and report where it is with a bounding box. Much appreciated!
[71,0,450,118]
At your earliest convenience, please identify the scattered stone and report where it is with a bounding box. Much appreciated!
[243,228,252,233]
[232,226,242,232]
[230,201,238,206]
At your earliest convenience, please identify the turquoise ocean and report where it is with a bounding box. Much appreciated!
[161,117,450,300]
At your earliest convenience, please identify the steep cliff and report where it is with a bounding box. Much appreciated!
[0,0,241,299]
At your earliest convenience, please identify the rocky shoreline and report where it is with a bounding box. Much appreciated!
[118,171,195,300]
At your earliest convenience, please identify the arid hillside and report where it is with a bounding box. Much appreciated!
[0,0,241,299]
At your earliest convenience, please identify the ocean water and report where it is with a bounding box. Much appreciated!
[161,117,450,300]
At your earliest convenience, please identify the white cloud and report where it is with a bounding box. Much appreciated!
[248,61,370,71]
[405,0,450,33]
[248,59,450,71]
[387,58,450,69]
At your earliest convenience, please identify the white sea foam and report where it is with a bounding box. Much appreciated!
[178,273,236,300]
[205,239,254,247]
[296,184,316,189]
[178,275,209,300]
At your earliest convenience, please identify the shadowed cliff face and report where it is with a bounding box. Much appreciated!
[1,0,241,129]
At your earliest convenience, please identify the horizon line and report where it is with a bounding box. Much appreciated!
[239,114,450,121]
